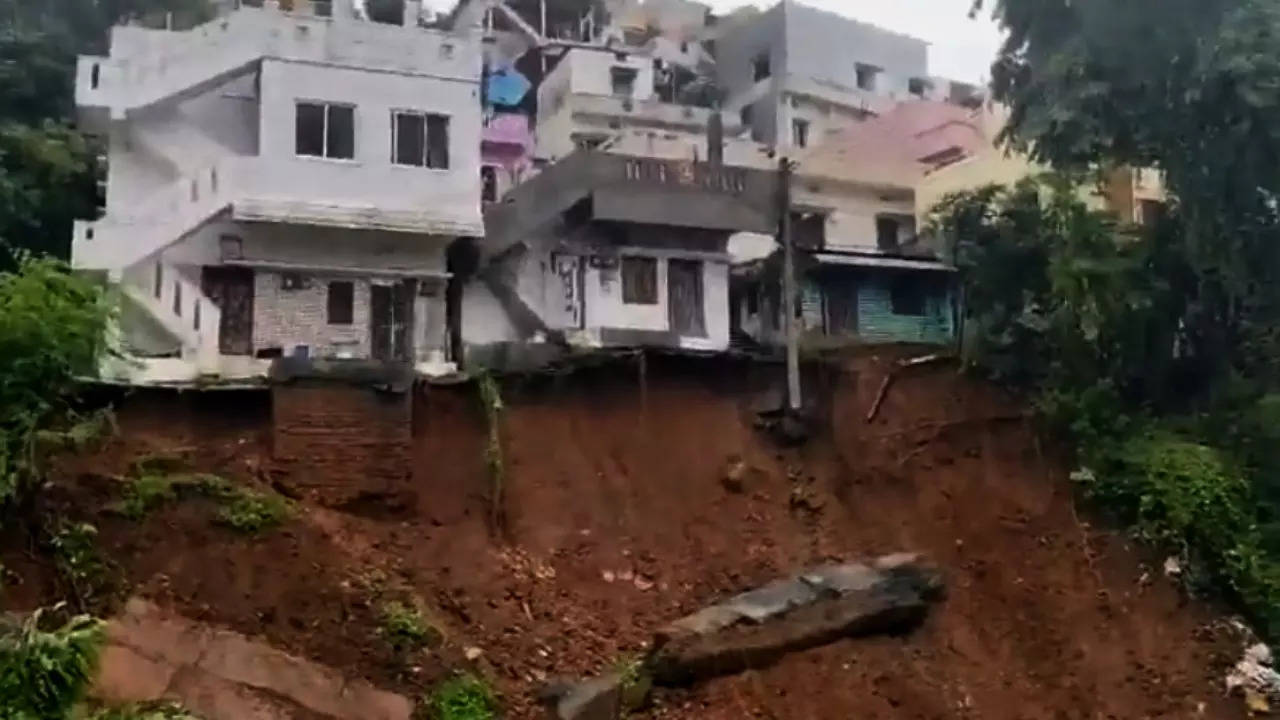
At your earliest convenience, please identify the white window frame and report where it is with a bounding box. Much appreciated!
[294,100,357,161]
[391,109,451,169]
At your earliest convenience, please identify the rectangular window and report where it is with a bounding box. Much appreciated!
[154,263,163,299]
[621,256,658,305]
[792,119,810,148]
[610,66,638,97]
[173,281,182,317]
[908,77,928,97]
[752,52,771,82]
[890,275,927,316]
[876,216,900,249]
[392,111,450,169]
[296,102,355,159]
[327,281,354,325]
[856,63,880,92]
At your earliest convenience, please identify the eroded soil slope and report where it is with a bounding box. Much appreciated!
[2,353,1246,719]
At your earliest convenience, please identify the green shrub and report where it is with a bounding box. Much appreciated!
[47,522,112,609]
[0,257,111,514]
[112,476,179,520]
[1079,431,1280,638]
[378,601,440,653]
[214,489,291,534]
[0,608,104,720]
[424,673,496,720]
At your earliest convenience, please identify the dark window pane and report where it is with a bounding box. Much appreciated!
[296,102,326,156]
[427,114,450,169]
[327,281,354,325]
[621,256,658,305]
[481,166,497,202]
[876,216,899,249]
[327,105,355,159]
[394,113,425,166]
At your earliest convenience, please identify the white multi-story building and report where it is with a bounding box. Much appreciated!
[714,1,981,151]
[73,0,484,383]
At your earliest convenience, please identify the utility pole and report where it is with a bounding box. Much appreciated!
[778,156,801,412]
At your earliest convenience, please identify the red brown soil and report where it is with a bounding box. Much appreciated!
[1,354,1248,719]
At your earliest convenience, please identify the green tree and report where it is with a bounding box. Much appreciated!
[975,0,1280,400]
[0,0,211,259]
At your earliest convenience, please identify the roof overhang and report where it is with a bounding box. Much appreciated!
[812,252,956,272]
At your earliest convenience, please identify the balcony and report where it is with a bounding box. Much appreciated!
[485,150,779,250]
[567,93,718,134]
[483,112,535,151]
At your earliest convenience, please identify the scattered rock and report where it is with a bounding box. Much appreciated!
[464,646,484,661]
[722,458,747,493]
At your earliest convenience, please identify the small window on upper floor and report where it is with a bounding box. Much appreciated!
[392,111,450,169]
[792,118,810,149]
[876,215,900,250]
[908,77,929,97]
[752,52,771,82]
[296,102,355,160]
[856,63,880,92]
[611,66,638,98]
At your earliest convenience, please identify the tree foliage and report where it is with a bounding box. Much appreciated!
[0,0,211,258]
[0,255,111,511]
[977,0,1280,399]
[0,608,104,720]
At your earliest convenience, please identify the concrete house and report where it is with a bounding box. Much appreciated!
[734,101,987,349]
[72,0,485,384]
[463,143,778,366]
[714,1,940,151]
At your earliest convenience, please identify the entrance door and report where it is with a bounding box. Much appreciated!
[371,280,416,362]
[825,280,859,336]
[201,266,254,355]
[667,259,706,337]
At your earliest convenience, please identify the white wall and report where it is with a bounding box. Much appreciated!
[255,59,481,223]
[535,46,658,161]
[583,250,729,351]
[795,180,915,252]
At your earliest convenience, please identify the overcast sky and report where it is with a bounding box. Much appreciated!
[701,0,1005,84]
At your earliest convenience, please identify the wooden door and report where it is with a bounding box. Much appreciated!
[370,281,415,362]
[201,266,254,356]
[667,259,706,338]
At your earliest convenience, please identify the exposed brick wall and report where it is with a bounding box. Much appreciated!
[253,270,449,361]
[254,271,372,358]
[271,382,412,504]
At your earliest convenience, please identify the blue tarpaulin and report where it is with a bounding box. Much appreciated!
[487,67,531,107]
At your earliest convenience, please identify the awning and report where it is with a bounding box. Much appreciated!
[812,252,956,273]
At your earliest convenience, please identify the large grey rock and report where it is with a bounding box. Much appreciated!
[650,555,943,686]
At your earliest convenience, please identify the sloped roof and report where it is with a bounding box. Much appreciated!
[798,101,986,190]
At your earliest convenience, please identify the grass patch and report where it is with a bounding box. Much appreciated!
[112,476,179,520]
[214,489,291,535]
[108,471,289,536]
[378,600,441,652]
[422,673,496,720]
